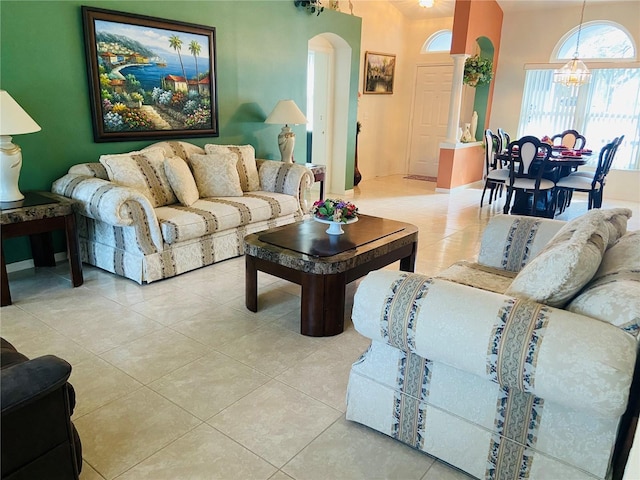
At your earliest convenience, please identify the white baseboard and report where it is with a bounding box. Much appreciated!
[6,252,68,274]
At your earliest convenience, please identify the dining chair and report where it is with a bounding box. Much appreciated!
[480,129,510,207]
[551,129,586,150]
[503,136,555,216]
[555,139,618,209]
[497,128,511,153]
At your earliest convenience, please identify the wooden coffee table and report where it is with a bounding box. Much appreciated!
[244,214,418,336]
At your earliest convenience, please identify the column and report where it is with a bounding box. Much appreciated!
[445,54,470,144]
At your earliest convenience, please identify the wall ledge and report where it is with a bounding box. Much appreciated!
[439,141,483,149]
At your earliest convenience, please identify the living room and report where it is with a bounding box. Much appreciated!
[1,1,639,479]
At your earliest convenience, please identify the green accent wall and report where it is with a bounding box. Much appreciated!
[1,1,361,263]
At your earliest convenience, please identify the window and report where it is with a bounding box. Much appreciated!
[518,21,639,170]
[423,30,452,53]
[555,22,635,60]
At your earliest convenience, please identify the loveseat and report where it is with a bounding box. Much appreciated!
[346,209,639,480]
[52,141,313,283]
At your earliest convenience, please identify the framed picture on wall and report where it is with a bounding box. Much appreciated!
[363,51,396,94]
[82,7,219,142]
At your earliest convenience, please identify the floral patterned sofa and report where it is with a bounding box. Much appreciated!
[347,208,639,480]
[52,141,313,283]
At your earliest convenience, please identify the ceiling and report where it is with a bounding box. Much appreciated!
[387,0,601,20]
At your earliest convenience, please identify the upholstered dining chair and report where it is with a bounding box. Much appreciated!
[480,129,510,207]
[551,129,586,150]
[556,136,624,210]
[503,136,555,216]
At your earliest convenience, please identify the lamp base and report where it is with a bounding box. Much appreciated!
[278,126,296,163]
[0,136,24,203]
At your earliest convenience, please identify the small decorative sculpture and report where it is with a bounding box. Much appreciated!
[461,123,474,143]
[470,111,478,140]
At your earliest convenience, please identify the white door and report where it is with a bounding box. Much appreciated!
[308,37,334,193]
[408,65,453,177]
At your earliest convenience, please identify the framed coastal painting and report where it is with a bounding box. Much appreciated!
[82,7,218,142]
[363,51,396,94]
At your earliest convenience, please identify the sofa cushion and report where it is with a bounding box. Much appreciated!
[156,191,299,244]
[505,209,613,308]
[99,148,177,208]
[205,144,260,192]
[164,156,198,207]
[190,152,244,197]
[435,261,516,294]
[566,231,640,337]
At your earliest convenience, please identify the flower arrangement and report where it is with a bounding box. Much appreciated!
[463,55,493,87]
[311,198,358,223]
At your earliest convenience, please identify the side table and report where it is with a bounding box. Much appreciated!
[305,164,326,200]
[1,192,83,306]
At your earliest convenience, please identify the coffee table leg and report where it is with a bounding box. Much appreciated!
[301,272,345,337]
[400,241,417,272]
[246,255,258,312]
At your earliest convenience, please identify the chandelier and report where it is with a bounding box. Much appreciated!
[554,0,591,87]
[419,0,434,7]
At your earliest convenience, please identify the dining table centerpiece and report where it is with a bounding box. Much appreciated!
[311,198,358,235]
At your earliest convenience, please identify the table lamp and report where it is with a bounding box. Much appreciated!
[265,99,307,163]
[0,90,41,203]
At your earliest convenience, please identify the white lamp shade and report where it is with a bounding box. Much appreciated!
[553,58,591,87]
[0,90,41,135]
[265,100,307,125]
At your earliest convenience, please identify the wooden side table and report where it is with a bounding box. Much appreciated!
[1,192,83,306]
[305,164,326,200]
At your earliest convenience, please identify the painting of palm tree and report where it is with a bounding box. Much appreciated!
[82,7,218,142]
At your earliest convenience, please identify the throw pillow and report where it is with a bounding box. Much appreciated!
[190,152,244,197]
[99,148,177,207]
[567,231,640,337]
[143,141,205,162]
[505,209,611,308]
[164,156,199,207]
[204,144,260,192]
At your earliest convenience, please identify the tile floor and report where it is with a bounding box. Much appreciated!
[1,176,639,480]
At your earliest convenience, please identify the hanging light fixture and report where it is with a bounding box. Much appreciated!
[419,0,434,8]
[554,0,591,87]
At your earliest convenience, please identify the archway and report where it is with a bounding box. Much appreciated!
[307,33,351,195]
[472,36,494,141]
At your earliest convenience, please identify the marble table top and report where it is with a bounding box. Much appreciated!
[1,192,75,225]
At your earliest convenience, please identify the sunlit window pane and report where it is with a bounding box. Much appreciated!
[426,31,452,52]
[557,24,635,59]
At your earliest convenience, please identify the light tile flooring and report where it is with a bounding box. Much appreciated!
[1,176,639,480]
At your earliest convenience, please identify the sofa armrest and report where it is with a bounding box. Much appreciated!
[257,160,314,213]
[68,162,108,180]
[1,355,71,416]
[52,173,164,252]
[477,214,565,272]
[353,270,637,417]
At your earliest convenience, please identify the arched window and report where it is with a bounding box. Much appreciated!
[519,21,639,170]
[553,21,636,60]
[422,30,452,53]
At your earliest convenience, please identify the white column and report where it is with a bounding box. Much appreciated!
[445,54,470,144]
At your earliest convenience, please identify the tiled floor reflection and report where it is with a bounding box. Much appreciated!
[1,175,638,479]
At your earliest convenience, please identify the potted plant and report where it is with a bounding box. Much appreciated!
[463,55,493,87]
[294,0,324,15]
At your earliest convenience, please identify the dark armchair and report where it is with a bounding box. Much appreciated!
[1,338,82,480]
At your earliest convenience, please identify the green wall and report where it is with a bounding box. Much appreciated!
[1,0,361,263]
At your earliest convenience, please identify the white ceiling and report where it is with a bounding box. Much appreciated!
[387,0,601,20]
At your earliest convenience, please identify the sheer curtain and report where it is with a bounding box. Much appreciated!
[518,68,640,170]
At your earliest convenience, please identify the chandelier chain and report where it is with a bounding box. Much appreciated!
[575,0,587,58]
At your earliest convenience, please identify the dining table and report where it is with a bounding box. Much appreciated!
[497,146,592,217]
